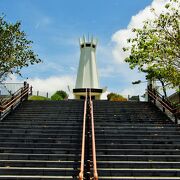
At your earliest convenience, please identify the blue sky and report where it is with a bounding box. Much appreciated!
[1,0,167,98]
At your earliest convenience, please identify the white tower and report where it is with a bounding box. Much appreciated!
[73,36,102,99]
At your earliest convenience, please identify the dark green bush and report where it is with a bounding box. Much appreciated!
[51,90,68,100]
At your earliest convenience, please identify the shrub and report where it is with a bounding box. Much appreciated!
[51,90,68,100]
[107,93,127,101]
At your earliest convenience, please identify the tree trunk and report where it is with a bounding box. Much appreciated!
[159,79,167,98]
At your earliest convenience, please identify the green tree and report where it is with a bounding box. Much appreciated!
[51,90,68,100]
[0,15,41,81]
[123,0,180,91]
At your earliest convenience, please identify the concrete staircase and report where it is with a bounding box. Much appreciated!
[0,99,180,179]
[0,100,84,179]
[93,101,180,180]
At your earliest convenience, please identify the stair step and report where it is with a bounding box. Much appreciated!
[0,167,79,176]
[95,131,180,135]
[1,147,179,155]
[0,160,79,168]
[1,133,179,139]
[0,133,81,138]
[96,154,180,160]
[97,161,180,168]
[95,139,180,143]
[1,142,180,149]
[0,175,73,180]
[96,148,180,155]
[98,177,180,180]
[95,144,180,149]
[0,129,82,134]
[0,139,81,144]
[0,125,82,129]
[0,147,81,154]
[97,168,180,176]
[0,153,81,160]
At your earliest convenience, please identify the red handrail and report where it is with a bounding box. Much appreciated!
[79,89,87,180]
[90,90,98,180]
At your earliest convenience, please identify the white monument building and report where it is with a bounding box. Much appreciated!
[73,36,102,99]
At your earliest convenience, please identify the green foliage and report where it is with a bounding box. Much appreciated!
[0,15,41,81]
[51,93,63,101]
[123,0,180,88]
[51,90,68,100]
[107,93,127,101]
[28,96,49,100]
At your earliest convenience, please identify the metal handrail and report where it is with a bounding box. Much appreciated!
[0,82,25,96]
[147,87,180,123]
[79,89,87,180]
[89,90,98,180]
[0,83,31,120]
[148,88,179,114]
[0,87,28,109]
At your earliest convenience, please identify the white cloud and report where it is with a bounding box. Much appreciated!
[112,29,134,63]
[101,83,148,101]
[112,0,169,64]
[119,82,147,101]
[27,75,75,98]
[4,74,77,98]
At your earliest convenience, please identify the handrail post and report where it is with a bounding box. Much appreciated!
[153,88,156,105]
[23,81,27,88]
[20,87,24,102]
[162,96,165,112]
[30,86,33,96]
[147,84,152,102]
[10,94,14,113]
[25,84,29,100]
[174,111,178,124]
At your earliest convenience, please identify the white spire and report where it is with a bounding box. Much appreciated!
[75,36,100,89]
